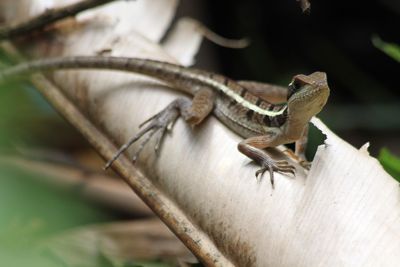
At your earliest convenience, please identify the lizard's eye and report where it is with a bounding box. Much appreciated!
[288,74,313,99]
[288,80,301,99]
[292,80,302,90]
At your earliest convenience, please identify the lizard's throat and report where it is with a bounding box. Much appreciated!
[284,93,328,140]
[283,108,311,140]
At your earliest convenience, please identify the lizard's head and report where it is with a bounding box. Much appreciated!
[287,72,330,119]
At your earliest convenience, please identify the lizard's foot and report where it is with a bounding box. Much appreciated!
[238,139,297,189]
[255,159,296,189]
[104,101,181,169]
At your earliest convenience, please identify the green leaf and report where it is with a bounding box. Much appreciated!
[372,35,400,63]
[0,164,115,267]
[378,148,400,182]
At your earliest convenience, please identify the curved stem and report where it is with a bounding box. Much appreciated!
[0,0,119,40]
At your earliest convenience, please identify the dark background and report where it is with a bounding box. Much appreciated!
[178,0,400,156]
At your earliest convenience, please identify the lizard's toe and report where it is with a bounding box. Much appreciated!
[104,102,180,169]
[299,160,312,170]
[255,159,296,188]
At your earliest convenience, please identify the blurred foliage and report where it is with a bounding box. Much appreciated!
[0,52,179,266]
[0,165,115,267]
[372,37,400,181]
[0,164,184,265]
[372,35,400,63]
[378,148,400,182]
[0,62,114,265]
[0,49,86,151]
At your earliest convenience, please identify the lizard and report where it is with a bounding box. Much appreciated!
[0,56,330,187]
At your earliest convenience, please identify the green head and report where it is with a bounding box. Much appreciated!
[287,72,330,121]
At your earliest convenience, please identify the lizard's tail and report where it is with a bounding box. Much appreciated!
[0,56,199,95]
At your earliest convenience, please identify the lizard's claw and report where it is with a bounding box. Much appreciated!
[104,102,180,169]
[255,159,296,189]
[299,160,312,170]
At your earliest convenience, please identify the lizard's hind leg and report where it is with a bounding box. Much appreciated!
[105,88,215,169]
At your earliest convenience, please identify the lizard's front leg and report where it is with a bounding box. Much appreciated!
[295,124,312,169]
[281,124,311,169]
[105,88,215,169]
[238,135,295,188]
